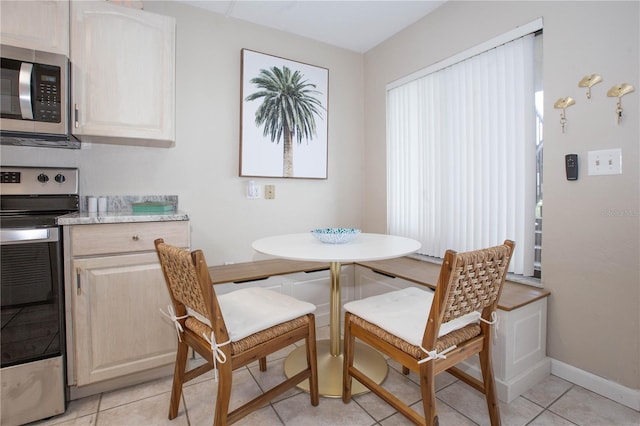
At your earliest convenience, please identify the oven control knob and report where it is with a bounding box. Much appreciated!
[55,174,66,183]
[37,173,49,183]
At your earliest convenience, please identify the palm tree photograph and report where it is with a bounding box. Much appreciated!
[240,49,328,178]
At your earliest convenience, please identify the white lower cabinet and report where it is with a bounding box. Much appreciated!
[64,220,190,397]
[72,253,176,386]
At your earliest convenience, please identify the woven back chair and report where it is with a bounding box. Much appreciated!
[342,240,514,426]
[155,239,319,425]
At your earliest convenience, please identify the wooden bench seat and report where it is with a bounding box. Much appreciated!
[209,259,331,284]
[355,257,550,311]
[209,257,549,311]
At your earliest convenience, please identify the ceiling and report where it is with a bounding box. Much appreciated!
[177,1,446,53]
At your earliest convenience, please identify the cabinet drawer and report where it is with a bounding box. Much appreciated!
[70,221,189,256]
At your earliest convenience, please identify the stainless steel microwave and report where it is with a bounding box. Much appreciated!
[0,44,79,148]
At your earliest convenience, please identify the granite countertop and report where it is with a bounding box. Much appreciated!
[57,211,190,225]
[57,195,188,225]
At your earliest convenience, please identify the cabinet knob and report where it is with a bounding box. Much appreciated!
[132,234,140,241]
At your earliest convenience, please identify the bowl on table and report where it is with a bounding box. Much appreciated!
[310,228,361,244]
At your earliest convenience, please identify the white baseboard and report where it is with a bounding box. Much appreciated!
[551,359,640,411]
[457,356,640,411]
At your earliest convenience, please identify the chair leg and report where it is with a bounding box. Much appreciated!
[479,345,501,426]
[306,315,319,406]
[420,362,438,426]
[342,314,355,403]
[402,366,410,375]
[259,357,267,372]
[214,362,233,426]
[168,340,189,419]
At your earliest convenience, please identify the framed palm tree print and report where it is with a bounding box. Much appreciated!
[240,49,329,179]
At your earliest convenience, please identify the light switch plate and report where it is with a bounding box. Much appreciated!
[587,149,622,176]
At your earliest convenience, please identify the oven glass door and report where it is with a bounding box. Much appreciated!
[0,226,64,367]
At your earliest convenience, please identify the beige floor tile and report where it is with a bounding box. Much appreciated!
[53,415,97,426]
[379,410,420,426]
[437,381,491,424]
[247,355,305,403]
[181,368,264,425]
[497,396,545,426]
[274,393,374,425]
[527,410,577,426]
[96,392,186,426]
[34,414,97,426]
[353,366,422,421]
[433,401,479,426]
[27,364,640,426]
[99,375,174,411]
[437,381,543,426]
[522,375,573,408]
[233,405,284,426]
[33,395,100,426]
[549,386,640,426]
[379,399,477,426]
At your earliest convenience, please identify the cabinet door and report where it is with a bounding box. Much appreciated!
[70,0,175,146]
[72,252,177,386]
[0,1,69,55]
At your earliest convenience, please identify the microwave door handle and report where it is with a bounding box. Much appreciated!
[19,62,34,120]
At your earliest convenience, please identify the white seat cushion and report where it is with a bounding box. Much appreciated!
[205,287,316,342]
[343,287,480,347]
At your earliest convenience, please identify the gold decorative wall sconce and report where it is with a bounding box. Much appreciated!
[607,83,635,124]
[578,74,602,99]
[554,97,576,133]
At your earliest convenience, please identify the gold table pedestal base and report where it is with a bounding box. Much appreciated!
[283,339,388,398]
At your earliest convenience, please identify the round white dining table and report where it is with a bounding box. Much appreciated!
[252,232,421,397]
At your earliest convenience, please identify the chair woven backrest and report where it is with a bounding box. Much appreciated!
[442,243,512,323]
[156,242,210,320]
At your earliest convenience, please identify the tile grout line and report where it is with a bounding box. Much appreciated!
[521,383,580,426]
[436,396,481,425]
[544,384,585,426]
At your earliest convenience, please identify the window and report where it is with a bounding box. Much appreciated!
[386,21,543,277]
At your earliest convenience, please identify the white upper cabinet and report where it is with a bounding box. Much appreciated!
[0,1,69,55]
[70,1,176,147]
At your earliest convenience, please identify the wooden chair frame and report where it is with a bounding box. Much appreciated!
[155,239,319,425]
[343,240,514,426]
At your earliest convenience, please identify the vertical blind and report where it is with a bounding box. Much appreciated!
[387,34,536,275]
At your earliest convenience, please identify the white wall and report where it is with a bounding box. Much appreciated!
[0,1,365,266]
[362,1,639,390]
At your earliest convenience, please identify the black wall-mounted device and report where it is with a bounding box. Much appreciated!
[565,154,578,180]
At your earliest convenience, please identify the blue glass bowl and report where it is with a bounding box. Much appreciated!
[310,228,361,244]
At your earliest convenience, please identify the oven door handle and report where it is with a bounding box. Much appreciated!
[0,228,59,243]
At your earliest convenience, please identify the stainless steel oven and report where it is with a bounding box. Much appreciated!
[0,166,79,426]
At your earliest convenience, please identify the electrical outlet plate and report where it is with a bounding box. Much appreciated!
[264,185,275,199]
[588,148,622,176]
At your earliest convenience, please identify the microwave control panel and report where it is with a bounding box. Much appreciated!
[34,64,61,123]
